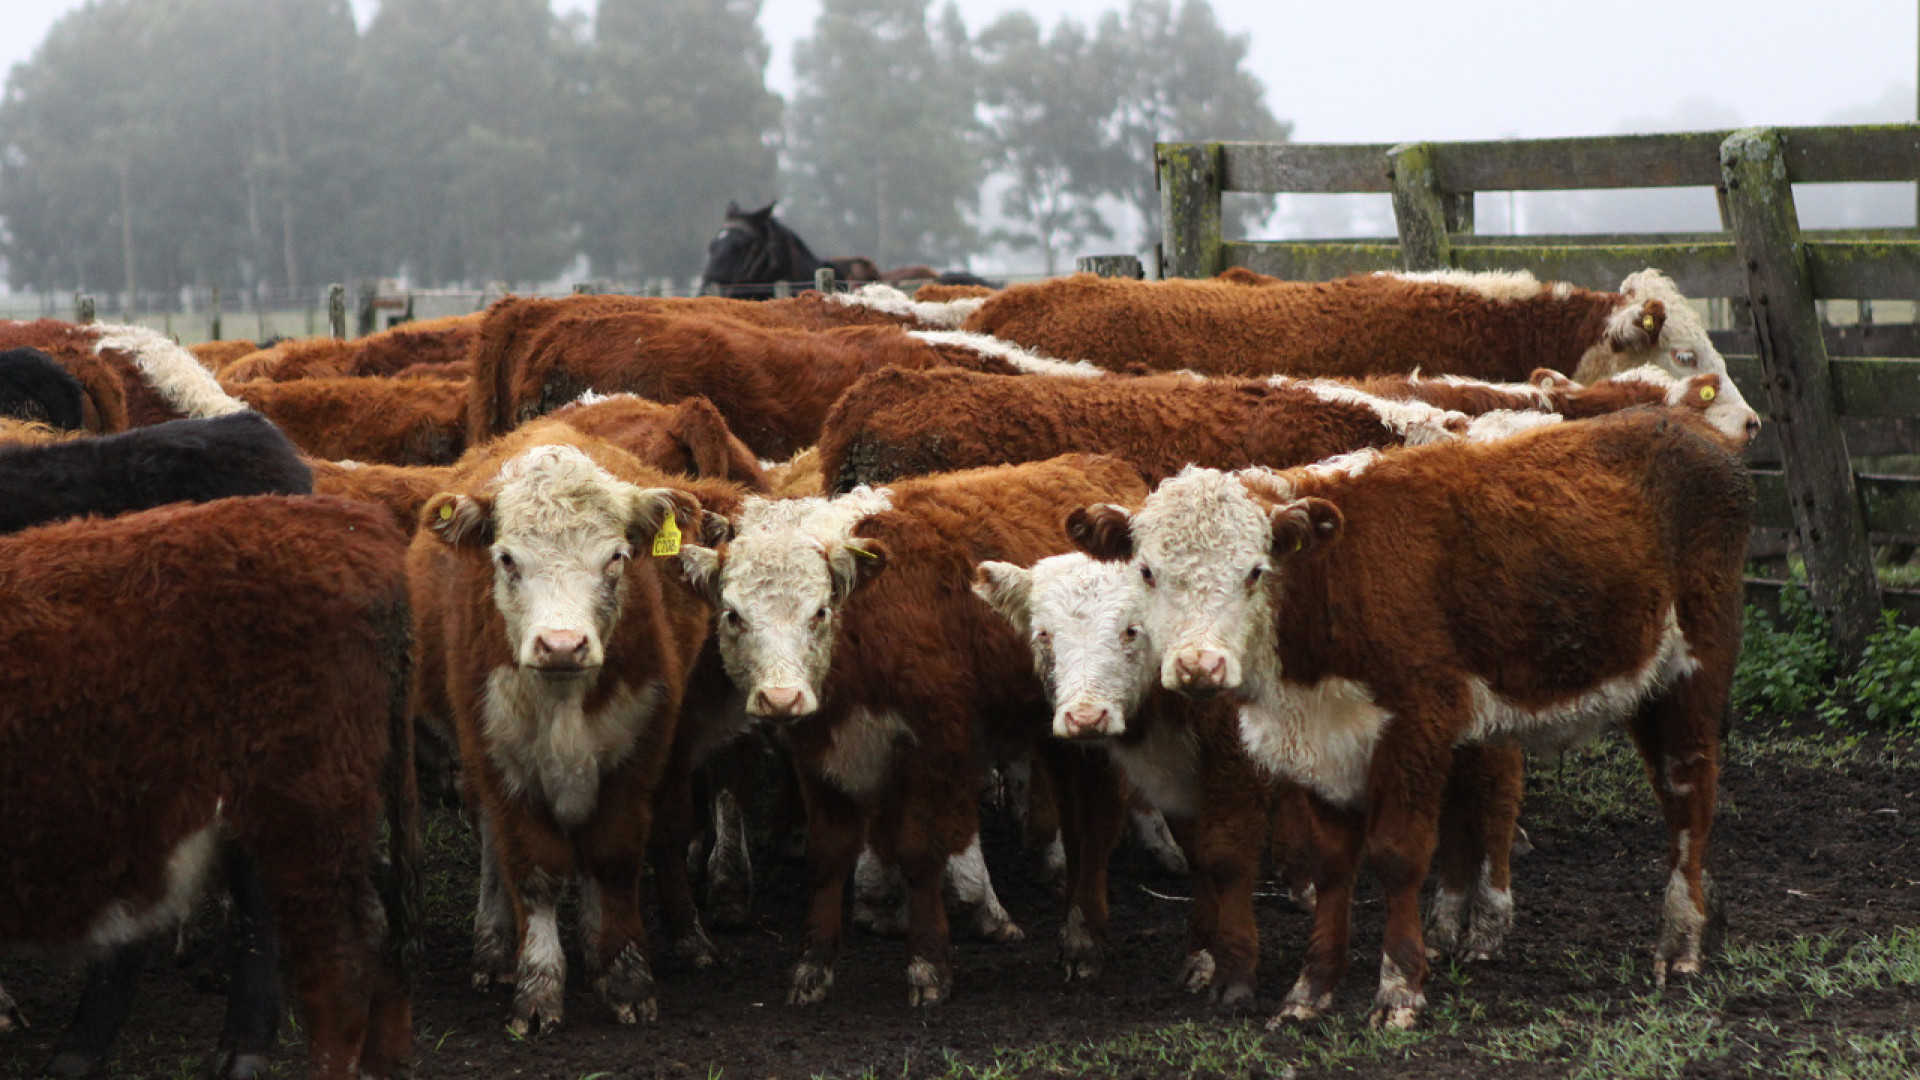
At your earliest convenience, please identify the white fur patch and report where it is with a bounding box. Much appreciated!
[907,329,1105,378]
[94,323,249,419]
[479,672,669,827]
[565,388,641,409]
[1429,372,1555,409]
[1237,676,1394,806]
[1463,409,1563,441]
[86,810,223,950]
[1288,379,1469,445]
[828,283,987,330]
[818,706,910,798]
[1385,269,1555,302]
[1460,606,1698,757]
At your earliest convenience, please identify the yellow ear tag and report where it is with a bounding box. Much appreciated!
[1699,386,1716,402]
[651,514,682,557]
[1641,314,1657,332]
[438,503,454,522]
[848,545,875,559]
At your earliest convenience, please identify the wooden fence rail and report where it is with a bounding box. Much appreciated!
[1158,124,1920,654]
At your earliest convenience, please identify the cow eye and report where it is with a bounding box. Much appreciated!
[496,551,517,573]
[1246,566,1264,587]
[606,550,630,574]
[1140,565,1156,587]
[1123,625,1140,643]
[721,608,743,629]
[812,606,830,623]
[1673,349,1697,368]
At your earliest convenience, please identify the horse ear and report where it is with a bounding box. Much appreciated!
[749,202,776,223]
[726,199,740,216]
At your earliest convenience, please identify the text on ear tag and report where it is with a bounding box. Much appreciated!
[652,514,682,557]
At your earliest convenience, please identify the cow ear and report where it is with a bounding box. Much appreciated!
[972,561,1033,637]
[670,397,736,479]
[1269,497,1342,559]
[696,509,735,547]
[424,493,494,550]
[627,486,702,554]
[1528,368,1579,392]
[677,544,724,606]
[828,538,888,602]
[1066,504,1134,562]
[1609,298,1666,352]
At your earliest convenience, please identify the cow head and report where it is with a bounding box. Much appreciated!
[975,554,1156,740]
[1603,365,1761,445]
[678,490,892,721]
[1070,468,1341,697]
[425,444,697,676]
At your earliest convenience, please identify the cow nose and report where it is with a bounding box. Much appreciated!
[752,686,807,718]
[532,629,590,670]
[1061,705,1114,738]
[1175,649,1229,690]
[1743,415,1761,443]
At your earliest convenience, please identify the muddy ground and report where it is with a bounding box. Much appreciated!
[5,727,1918,1079]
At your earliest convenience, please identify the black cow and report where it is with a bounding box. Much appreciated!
[0,348,86,430]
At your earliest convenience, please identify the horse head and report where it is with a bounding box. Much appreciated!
[701,201,826,298]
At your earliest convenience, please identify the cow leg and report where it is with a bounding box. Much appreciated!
[1168,814,1219,993]
[492,813,575,1037]
[577,790,659,1025]
[1273,797,1364,1027]
[1129,801,1189,876]
[943,833,1024,943]
[469,818,516,990]
[789,774,865,1005]
[852,845,908,937]
[892,762,974,1007]
[1361,731,1455,1030]
[1269,782,1319,914]
[1192,771,1273,1006]
[206,847,282,1080]
[1016,754,1068,888]
[1625,670,1727,987]
[1050,743,1124,983]
[647,756,715,970]
[257,860,382,1080]
[1427,745,1523,962]
[40,939,152,1078]
[703,737,759,928]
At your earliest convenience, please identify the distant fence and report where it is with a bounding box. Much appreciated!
[1157,125,1920,652]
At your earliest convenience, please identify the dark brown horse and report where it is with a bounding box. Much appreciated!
[700,202,991,299]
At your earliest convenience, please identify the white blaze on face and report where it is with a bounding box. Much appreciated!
[1127,467,1293,696]
[707,489,892,718]
[976,554,1156,739]
[487,445,642,672]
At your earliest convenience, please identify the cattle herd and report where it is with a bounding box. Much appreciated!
[0,265,1762,1078]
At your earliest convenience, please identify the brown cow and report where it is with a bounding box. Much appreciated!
[1069,408,1751,1028]
[818,367,1469,492]
[498,314,1044,460]
[550,392,767,490]
[188,338,261,371]
[466,286,990,443]
[974,552,1523,1005]
[962,268,1752,410]
[676,454,1150,1005]
[232,375,468,465]
[0,320,248,430]
[0,495,420,1079]
[218,313,480,383]
[408,426,734,1033]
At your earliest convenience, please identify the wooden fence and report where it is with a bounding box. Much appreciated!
[1156,125,1920,654]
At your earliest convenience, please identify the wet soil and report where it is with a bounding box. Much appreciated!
[5,730,1919,1079]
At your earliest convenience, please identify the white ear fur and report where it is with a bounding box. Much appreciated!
[972,561,1034,637]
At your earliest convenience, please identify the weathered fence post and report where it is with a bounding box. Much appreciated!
[356,280,377,337]
[209,286,222,342]
[73,293,95,325]
[773,279,791,300]
[1721,127,1882,656]
[1157,142,1223,279]
[1076,255,1144,279]
[815,267,835,294]
[328,283,346,340]
[1388,142,1454,271]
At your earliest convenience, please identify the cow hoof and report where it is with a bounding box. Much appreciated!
[788,962,833,1005]
[1177,949,1216,993]
[506,1004,561,1039]
[508,978,564,1038]
[1210,979,1256,1009]
[1058,911,1103,982]
[1270,980,1331,1027]
[206,1049,272,1080]
[906,958,950,1007]
[975,915,1025,944]
[1289,882,1317,915]
[671,931,717,970]
[605,996,658,1025]
[40,1050,104,1078]
[1367,1002,1422,1030]
[593,947,657,1023]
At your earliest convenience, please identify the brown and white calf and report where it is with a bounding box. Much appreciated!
[1069,409,1751,1028]
[974,553,1522,1005]
[677,455,1151,1005]
[0,495,420,1080]
[409,429,723,1034]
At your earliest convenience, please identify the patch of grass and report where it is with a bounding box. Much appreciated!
[1821,612,1920,729]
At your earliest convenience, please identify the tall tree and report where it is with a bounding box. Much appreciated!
[976,12,1128,275]
[353,0,575,286]
[1093,0,1290,257]
[573,0,783,282]
[785,0,983,269]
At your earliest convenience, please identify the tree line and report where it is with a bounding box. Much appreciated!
[0,0,1286,302]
